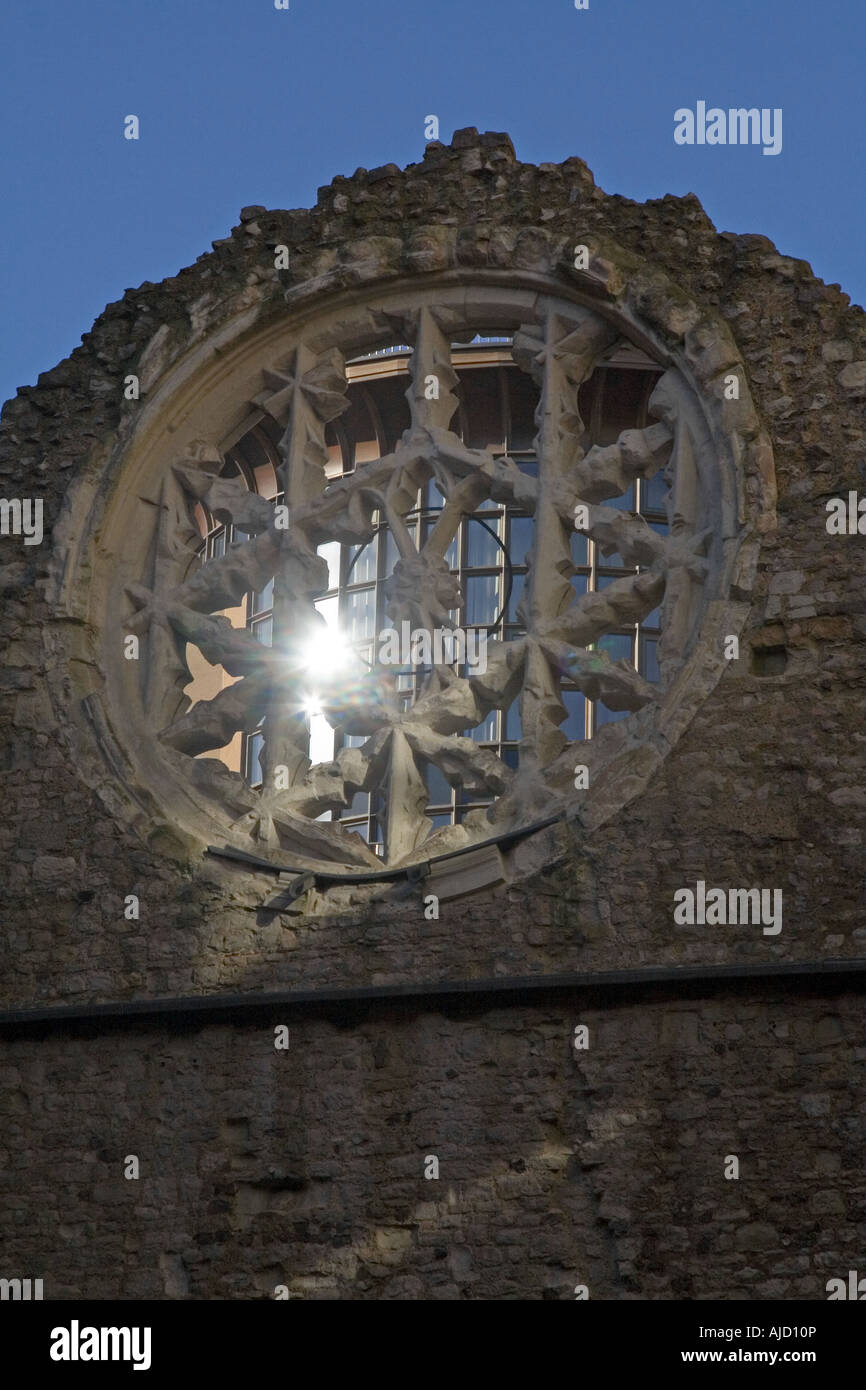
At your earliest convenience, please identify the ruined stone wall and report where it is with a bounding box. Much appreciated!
[1,130,864,1298]
[3,990,864,1300]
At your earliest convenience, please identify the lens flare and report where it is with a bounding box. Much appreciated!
[297,624,357,682]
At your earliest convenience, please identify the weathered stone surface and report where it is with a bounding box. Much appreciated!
[839,360,866,394]
[0,996,862,1299]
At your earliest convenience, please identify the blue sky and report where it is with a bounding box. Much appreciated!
[1,0,863,409]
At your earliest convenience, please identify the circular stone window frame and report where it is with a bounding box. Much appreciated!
[50,257,776,901]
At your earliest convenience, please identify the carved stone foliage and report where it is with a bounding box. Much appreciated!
[120,281,762,875]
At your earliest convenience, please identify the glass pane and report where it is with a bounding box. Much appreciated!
[251,615,273,647]
[246,731,264,783]
[605,485,634,511]
[309,713,335,765]
[342,791,369,818]
[252,578,272,617]
[516,458,538,477]
[424,514,461,569]
[642,470,669,512]
[570,573,588,601]
[314,594,340,630]
[504,699,522,741]
[427,812,452,832]
[344,587,376,641]
[211,530,226,559]
[343,732,368,749]
[598,632,635,665]
[570,531,589,567]
[425,762,452,806]
[561,689,586,740]
[642,605,661,628]
[427,476,446,508]
[317,540,342,590]
[468,709,498,742]
[506,571,525,623]
[384,529,398,578]
[465,574,498,626]
[251,578,274,614]
[508,514,534,566]
[467,516,500,568]
[348,534,378,585]
[641,635,660,683]
[501,746,519,770]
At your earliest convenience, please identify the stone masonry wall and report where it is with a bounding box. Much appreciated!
[2,990,864,1300]
[1,130,864,1298]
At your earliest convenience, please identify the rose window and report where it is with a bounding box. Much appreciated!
[120,286,746,886]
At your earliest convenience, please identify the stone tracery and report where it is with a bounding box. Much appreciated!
[123,290,726,874]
